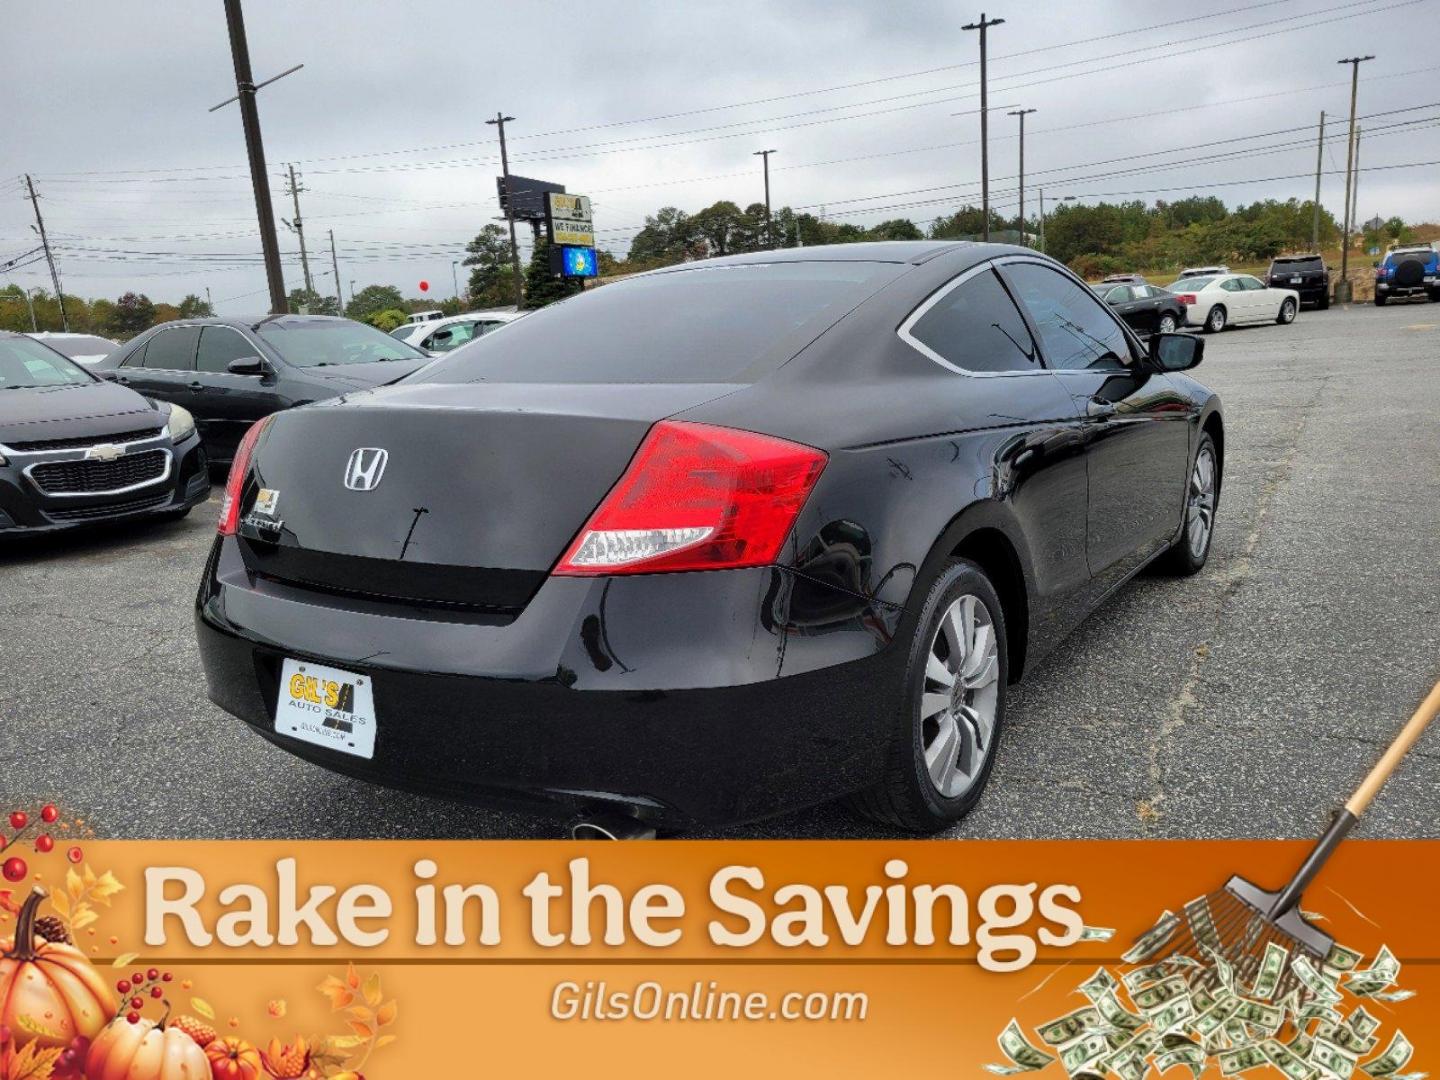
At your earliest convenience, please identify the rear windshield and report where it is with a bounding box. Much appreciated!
[256,320,427,367]
[1168,277,1215,291]
[410,261,902,385]
[0,337,95,389]
[1271,257,1323,270]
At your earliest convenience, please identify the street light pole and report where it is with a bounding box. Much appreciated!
[1038,188,1045,254]
[1334,55,1374,304]
[1007,108,1036,244]
[451,259,461,305]
[753,149,777,248]
[487,113,525,310]
[962,12,1004,242]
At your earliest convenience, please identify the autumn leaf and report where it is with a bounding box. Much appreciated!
[323,1035,366,1052]
[374,1034,398,1050]
[317,975,354,1011]
[344,962,360,990]
[361,972,382,1007]
[191,998,216,1020]
[65,868,83,902]
[346,1021,373,1040]
[111,952,138,968]
[4,1041,63,1080]
[70,908,98,932]
[45,892,67,919]
[375,1000,397,1027]
[90,871,124,905]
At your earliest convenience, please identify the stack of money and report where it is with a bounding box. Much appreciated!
[986,909,1422,1080]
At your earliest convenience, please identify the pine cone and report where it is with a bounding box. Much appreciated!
[33,915,70,944]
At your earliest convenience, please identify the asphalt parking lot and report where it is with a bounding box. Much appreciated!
[2,301,1437,841]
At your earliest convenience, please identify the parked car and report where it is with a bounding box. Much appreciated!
[1178,265,1229,279]
[1373,242,1440,305]
[1100,273,1148,286]
[99,316,428,464]
[1167,273,1299,333]
[1266,254,1330,309]
[1092,281,1186,335]
[389,311,522,354]
[26,332,120,365]
[0,332,208,534]
[197,241,1223,835]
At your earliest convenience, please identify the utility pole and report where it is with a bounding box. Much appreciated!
[1007,108,1036,244]
[205,286,213,313]
[1038,188,1046,254]
[215,0,294,314]
[962,12,1004,242]
[487,112,525,309]
[1334,55,1373,304]
[753,149,777,248]
[284,164,313,297]
[329,230,342,314]
[1312,111,1325,251]
[451,259,461,305]
[1350,125,1362,255]
[24,175,68,330]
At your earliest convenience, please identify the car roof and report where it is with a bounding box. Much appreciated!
[655,240,1001,271]
[141,314,352,333]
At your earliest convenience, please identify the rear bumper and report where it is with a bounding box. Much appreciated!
[0,433,208,534]
[195,537,906,829]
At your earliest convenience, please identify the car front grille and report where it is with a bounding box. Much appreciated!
[45,494,171,522]
[29,449,168,495]
[4,427,163,453]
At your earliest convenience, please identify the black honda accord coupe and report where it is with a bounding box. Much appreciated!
[196,242,1223,834]
[0,332,209,534]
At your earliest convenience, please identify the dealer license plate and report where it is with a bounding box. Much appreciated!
[275,658,377,759]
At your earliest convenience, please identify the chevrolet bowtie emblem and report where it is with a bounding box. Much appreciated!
[85,443,124,462]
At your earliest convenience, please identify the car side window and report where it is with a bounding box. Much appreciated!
[1003,262,1134,372]
[423,322,479,353]
[140,326,200,370]
[1106,286,1133,303]
[1239,276,1266,291]
[1220,278,1244,293]
[196,326,256,373]
[904,267,1040,374]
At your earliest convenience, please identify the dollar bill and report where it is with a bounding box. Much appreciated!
[1094,989,1146,1034]
[1293,955,1345,1005]
[1203,944,1237,993]
[1219,1045,1269,1075]
[1037,1006,1103,1047]
[1251,941,1290,1001]
[988,1019,1057,1075]
[1313,1037,1360,1080]
[1123,963,1171,992]
[1361,1032,1413,1078]
[1123,911,1180,965]
[1080,925,1116,942]
[1345,946,1400,996]
[1319,1021,1379,1058]
[1349,1007,1382,1039]
[1150,994,1196,1034]
[1263,1038,1320,1080]
[1325,943,1365,973]
[1193,997,1242,1039]
[1366,989,1415,1003]
[1132,974,1189,1014]
[1079,967,1119,1003]
[1289,1032,1315,1059]
[1233,999,1284,1034]
[1060,1033,1111,1076]
[1157,1043,1206,1078]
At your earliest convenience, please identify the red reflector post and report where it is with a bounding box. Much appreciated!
[217,415,273,536]
[554,420,828,576]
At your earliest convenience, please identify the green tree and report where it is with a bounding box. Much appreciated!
[868,218,923,241]
[463,224,516,306]
[286,288,340,316]
[691,200,747,257]
[627,206,699,267]
[178,294,214,319]
[523,238,583,309]
[107,292,156,338]
[367,308,410,331]
[346,284,405,321]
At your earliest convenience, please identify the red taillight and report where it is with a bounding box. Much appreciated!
[217,415,273,536]
[1176,293,1197,305]
[553,420,828,576]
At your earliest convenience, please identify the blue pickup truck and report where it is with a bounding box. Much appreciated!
[1374,243,1440,305]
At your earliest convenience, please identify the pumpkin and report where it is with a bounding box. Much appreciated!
[86,1012,211,1080]
[0,887,115,1049]
[206,1036,265,1080]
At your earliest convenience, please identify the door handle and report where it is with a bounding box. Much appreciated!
[188,381,204,391]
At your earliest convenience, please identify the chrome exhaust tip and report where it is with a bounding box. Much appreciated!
[568,814,658,841]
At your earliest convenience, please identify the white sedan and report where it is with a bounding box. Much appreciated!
[389,310,522,354]
[1166,273,1300,333]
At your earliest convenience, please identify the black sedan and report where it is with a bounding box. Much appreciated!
[0,332,209,534]
[196,242,1223,834]
[1093,281,1187,336]
[100,316,428,464]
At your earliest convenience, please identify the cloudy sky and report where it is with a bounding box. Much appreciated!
[2,0,1436,311]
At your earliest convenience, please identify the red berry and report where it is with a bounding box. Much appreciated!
[9,812,26,830]
[116,980,131,994]
[132,972,144,985]
[126,1012,140,1024]
[2,857,26,882]
[130,996,143,1010]
[66,846,83,864]
[40,805,58,824]
[150,987,162,999]
[161,972,173,982]
[35,835,54,853]
[147,967,159,981]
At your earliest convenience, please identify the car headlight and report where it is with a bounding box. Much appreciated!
[167,404,196,444]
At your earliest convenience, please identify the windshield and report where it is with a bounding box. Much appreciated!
[256,320,427,367]
[411,261,902,385]
[0,337,95,389]
[36,334,115,359]
[1168,277,1215,291]
[1272,257,1322,270]
[388,326,417,341]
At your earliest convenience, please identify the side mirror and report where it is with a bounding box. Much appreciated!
[99,371,119,382]
[227,356,265,376]
[1149,332,1203,373]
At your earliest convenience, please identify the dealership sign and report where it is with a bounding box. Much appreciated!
[546,192,594,247]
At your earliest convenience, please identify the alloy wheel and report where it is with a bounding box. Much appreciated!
[1280,300,1296,323]
[1187,445,1217,558]
[920,594,1000,799]
[1159,314,1177,333]
[1208,307,1226,332]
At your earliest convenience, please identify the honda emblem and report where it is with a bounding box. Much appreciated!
[344,448,389,491]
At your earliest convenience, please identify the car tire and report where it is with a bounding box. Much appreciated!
[1158,313,1178,334]
[850,559,1007,833]
[1374,295,1387,307]
[1276,298,1296,325]
[1428,289,1440,303]
[1158,432,1219,576]
[1203,305,1227,333]
[1317,292,1331,310]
